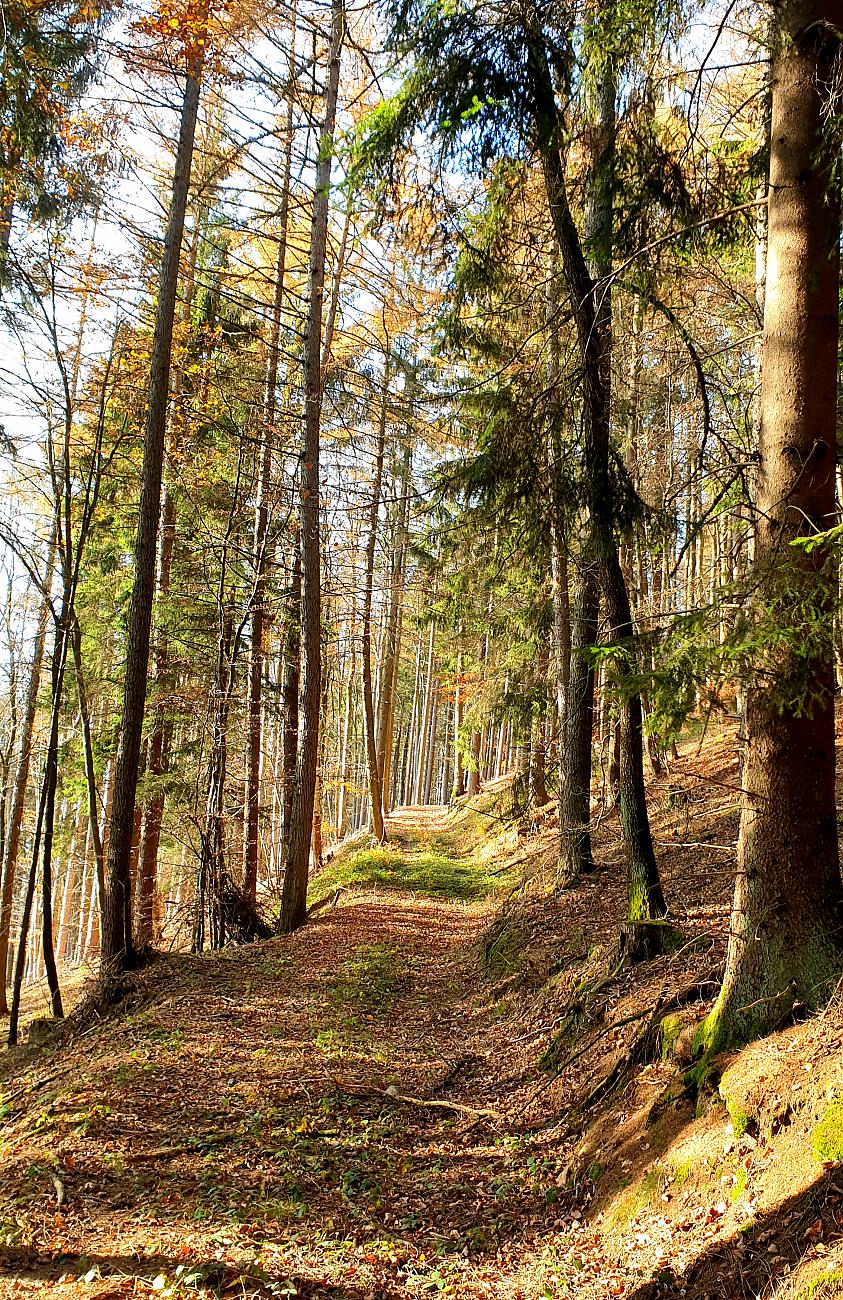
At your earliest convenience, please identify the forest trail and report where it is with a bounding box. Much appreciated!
[5,770,843,1300]
[0,801,581,1300]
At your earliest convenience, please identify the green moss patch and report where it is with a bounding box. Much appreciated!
[312,839,509,904]
[812,1103,843,1165]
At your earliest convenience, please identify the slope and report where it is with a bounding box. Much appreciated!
[1,732,843,1300]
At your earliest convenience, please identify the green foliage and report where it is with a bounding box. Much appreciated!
[0,0,104,238]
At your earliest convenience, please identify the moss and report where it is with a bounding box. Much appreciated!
[329,944,403,1014]
[793,1269,843,1300]
[606,1168,661,1230]
[587,1159,604,1183]
[812,1103,843,1165]
[724,1096,752,1139]
[538,1006,586,1072]
[660,1013,682,1062]
[481,915,522,976]
[670,1154,694,1188]
[311,839,510,904]
[731,1165,747,1202]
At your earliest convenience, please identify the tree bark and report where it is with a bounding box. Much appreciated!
[533,32,665,942]
[278,0,344,933]
[244,13,296,903]
[706,1,843,1049]
[0,527,55,1015]
[361,359,389,842]
[101,36,206,973]
[376,444,410,812]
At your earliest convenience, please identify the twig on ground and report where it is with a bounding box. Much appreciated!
[331,1077,500,1120]
[307,887,347,917]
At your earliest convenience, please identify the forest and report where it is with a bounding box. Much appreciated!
[2,0,843,1297]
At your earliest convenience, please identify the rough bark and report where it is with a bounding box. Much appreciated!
[101,42,206,972]
[558,566,597,881]
[705,2,843,1050]
[244,20,296,903]
[361,360,389,842]
[376,444,410,812]
[533,33,665,941]
[0,529,55,1015]
[278,0,343,934]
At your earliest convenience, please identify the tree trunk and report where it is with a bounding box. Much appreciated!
[278,0,343,934]
[361,359,389,842]
[536,35,666,946]
[452,648,465,800]
[244,18,296,903]
[376,444,410,812]
[705,2,843,1050]
[558,565,597,880]
[414,617,436,803]
[0,527,55,1015]
[101,36,206,973]
[71,620,105,913]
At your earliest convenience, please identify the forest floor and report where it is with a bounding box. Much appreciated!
[3,728,843,1300]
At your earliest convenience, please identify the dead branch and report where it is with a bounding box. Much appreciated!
[332,1077,500,1120]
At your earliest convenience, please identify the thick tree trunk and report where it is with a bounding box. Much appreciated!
[706,2,843,1050]
[278,0,343,933]
[558,566,597,880]
[530,642,550,806]
[102,42,206,973]
[135,206,203,945]
[280,546,301,856]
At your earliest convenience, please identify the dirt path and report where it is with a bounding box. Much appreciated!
[0,806,578,1300]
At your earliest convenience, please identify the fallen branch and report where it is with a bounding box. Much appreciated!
[581,997,666,1110]
[125,1146,193,1164]
[1,1065,73,1109]
[513,1005,656,1119]
[307,887,348,917]
[332,1077,500,1120]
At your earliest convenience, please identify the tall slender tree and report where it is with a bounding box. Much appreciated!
[278,0,345,932]
[101,3,210,972]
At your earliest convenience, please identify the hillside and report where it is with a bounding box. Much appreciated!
[2,728,843,1300]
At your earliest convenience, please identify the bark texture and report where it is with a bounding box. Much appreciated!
[707,1,843,1048]
[101,46,205,972]
[278,0,344,933]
